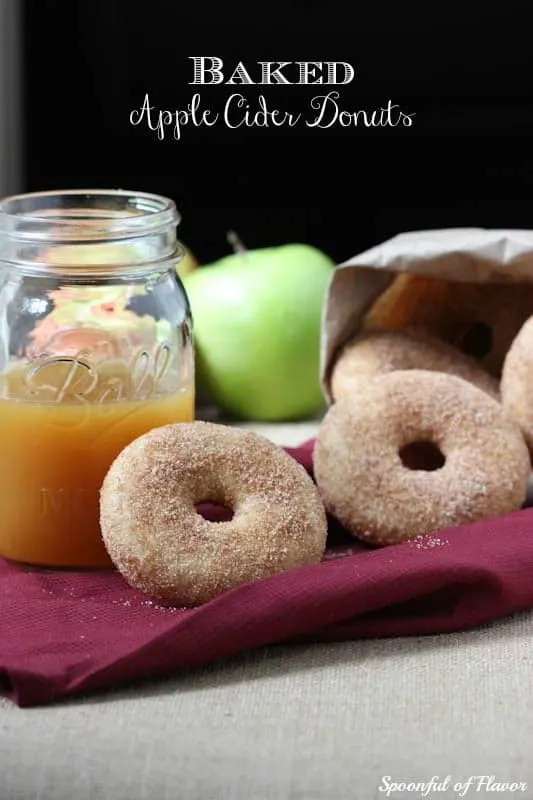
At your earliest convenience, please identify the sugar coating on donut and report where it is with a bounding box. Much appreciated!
[364,275,533,377]
[329,329,499,401]
[100,421,328,605]
[314,370,530,546]
[501,315,533,452]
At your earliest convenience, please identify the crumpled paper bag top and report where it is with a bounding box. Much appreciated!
[321,228,533,399]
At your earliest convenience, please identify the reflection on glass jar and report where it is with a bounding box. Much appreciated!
[0,189,195,567]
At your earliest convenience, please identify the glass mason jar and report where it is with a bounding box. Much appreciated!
[0,189,194,568]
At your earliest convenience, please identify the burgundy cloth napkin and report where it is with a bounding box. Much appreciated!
[2,438,533,707]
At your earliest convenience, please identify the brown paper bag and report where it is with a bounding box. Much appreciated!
[321,228,533,400]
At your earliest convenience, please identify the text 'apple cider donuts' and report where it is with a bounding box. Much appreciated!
[329,329,499,401]
[100,421,328,605]
[314,370,530,546]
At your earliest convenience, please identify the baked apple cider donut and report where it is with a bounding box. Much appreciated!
[314,370,529,546]
[329,330,499,401]
[100,421,327,605]
[364,274,533,377]
[501,315,533,453]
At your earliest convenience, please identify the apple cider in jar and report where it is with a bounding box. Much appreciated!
[0,190,194,567]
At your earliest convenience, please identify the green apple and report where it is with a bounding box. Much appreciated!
[183,243,334,421]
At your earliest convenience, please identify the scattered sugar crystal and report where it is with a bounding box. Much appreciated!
[411,534,449,550]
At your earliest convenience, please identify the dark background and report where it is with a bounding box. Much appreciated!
[21,0,533,265]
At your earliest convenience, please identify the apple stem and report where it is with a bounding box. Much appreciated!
[227,230,248,255]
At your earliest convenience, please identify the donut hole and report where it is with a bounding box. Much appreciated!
[194,502,234,522]
[399,440,445,472]
[458,321,493,359]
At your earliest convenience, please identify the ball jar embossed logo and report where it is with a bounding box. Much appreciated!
[23,340,175,409]
[129,342,172,400]
[25,352,98,404]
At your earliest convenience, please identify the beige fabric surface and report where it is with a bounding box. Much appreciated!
[1,421,533,800]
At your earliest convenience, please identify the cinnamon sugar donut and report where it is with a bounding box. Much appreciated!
[314,370,529,546]
[501,315,533,453]
[364,274,533,376]
[100,421,327,605]
[329,330,499,401]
